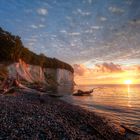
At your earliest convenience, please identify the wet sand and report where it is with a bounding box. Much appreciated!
[0,91,135,140]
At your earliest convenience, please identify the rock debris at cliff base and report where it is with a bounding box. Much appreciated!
[0,92,128,140]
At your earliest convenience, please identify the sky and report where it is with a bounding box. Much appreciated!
[0,0,140,84]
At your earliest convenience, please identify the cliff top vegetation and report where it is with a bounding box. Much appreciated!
[0,27,74,73]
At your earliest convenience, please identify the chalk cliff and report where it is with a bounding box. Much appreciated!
[7,60,74,86]
[0,27,74,86]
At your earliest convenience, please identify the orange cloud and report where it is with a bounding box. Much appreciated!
[124,65,140,72]
[134,65,140,72]
[95,62,123,73]
[74,62,123,76]
[73,64,88,76]
[73,62,140,85]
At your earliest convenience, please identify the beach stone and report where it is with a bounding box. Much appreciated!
[0,92,128,140]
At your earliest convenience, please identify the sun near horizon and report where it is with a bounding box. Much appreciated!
[74,66,139,85]
[124,79,133,85]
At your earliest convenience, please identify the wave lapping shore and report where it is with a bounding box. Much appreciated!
[0,91,136,140]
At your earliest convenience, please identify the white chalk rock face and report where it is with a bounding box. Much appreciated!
[7,60,46,83]
[6,60,74,86]
[57,69,74,86]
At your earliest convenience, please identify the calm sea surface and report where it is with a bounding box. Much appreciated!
[60,84,140,133]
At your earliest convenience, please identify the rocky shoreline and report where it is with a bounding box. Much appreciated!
[0,91,138,140]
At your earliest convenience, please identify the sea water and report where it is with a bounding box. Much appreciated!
[61,84,140,133]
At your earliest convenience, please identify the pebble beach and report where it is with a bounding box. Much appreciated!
[0,90,131,140]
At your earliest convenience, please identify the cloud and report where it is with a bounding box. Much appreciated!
[73,64,88,76]
[84,29,93,33]
[95,62,123,73]
[27,42,35,46]
[129,19,140,25]
[37,8,48,16]
[136,66,140,73]
[84,25,103,33]
[30,24,45,29]
[24,38,37,42]
[91,26,103,30]
[60,30,67,33]
[108,6,124,14]
[60,30,80,36]
[65,16,72,21]
[74,9,91,16]
[38,24,45,28]
[125,0,132,5]
[88,0,93,4]
[100,17,107,21]
[30,24,38,29]
[82,0,93,4]
[130,65,140,72]
[68,32,80,36]
[74,62,124,77]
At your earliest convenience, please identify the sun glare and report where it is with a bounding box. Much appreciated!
[124,79,132,85]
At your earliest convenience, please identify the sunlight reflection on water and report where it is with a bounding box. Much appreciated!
[61,84,140,133]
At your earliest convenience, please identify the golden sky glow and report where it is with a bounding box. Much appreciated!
[74,63,140,85]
